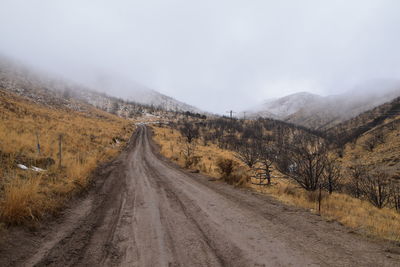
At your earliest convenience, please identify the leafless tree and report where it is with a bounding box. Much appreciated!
[255,143,276,185]
[359,170,391,208]
[362,132,384,152]
[234,139,259,168]
[182,142,200,168]
[322,158,342,194]
[284,135,327,191]
[179,121,199,144]
[348,163,367,198]
[391,182,400,211]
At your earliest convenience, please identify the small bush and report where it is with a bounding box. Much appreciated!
[216,158,246,185]
[216,158,236,178]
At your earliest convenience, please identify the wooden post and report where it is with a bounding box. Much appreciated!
[318,184,322,214]
[58,134,62,168]
[35,131,41,155]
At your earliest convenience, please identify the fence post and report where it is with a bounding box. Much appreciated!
[58,134,62,168]
[35,131,41,155]
[318,184,322,214]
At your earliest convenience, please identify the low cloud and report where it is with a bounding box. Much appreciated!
[1,0,399,113]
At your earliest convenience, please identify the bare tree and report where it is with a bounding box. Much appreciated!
[322,158,342,194]
[348,163,367,198]
[359,170,391,208]
[362,132,384,152]
[182,142,200,168]
[255,143,276,185]
[234,139,259,168]
[284,135,327,191]
[391,182,400,211]
[179,121,199,144]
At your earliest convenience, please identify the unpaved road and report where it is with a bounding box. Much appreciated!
[1,125,399,266]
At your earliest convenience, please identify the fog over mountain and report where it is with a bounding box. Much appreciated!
[0,56,201,113]
[245,79,400,129]
[1,1,400,113]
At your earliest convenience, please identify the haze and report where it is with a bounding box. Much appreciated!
[1,0,400,113]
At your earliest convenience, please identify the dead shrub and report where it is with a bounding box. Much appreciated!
[216,158,245,185]
[216,158,236,178]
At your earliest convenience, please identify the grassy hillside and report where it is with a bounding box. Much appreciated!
[327,96,400,145]
[324,97,400,179]
[0,89,134,225]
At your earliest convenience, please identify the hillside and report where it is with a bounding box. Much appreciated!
[150,117,400,243]
[0,88,134,225]
[326,96,400,177]
[247,92,322,119]
[0,56,201,115]
[246,80,400,130]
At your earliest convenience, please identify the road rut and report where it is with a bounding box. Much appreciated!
[1,125,399,266]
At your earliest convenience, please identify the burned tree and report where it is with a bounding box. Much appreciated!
[178,122,200,168]
[322,158,342,194]
[348,163,367,198]
[253,142,276,185]
[391,182,400,211]
[359,170,391,208]
[233,139,259,169]
[283,135,327,191]
[179,121,199,144]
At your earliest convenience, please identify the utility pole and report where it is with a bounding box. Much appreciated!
[226,110,236,119]
[243,111,246,120]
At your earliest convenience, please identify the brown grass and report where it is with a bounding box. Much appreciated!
[152,124,400,242]
[152,125,246,178]
[340,116,400,176]
[0,90,134,225]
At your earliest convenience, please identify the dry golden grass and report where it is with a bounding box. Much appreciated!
[152,124,400,242]
[0,90,134,225]
[152,125,245,177]
[341,117,400,175]
[255,179,400,242]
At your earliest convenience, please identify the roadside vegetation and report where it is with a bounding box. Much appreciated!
[152,116,400,242]
[0,90,134,225]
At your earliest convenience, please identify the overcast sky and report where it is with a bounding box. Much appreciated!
[1,0,400,113]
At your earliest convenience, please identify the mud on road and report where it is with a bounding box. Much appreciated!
[1,125,399,266]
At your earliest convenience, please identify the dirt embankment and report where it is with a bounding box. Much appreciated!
[1,125,399,266]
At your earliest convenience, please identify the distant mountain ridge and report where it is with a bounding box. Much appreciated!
[245,81,400,130]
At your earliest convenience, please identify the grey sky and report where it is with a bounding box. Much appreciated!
[1,0,400,113]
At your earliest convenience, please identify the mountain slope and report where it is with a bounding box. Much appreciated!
[247,92,322,119]
[323,96,400,177]
[0,56,201,115]
[246,81,400,130]
[77,71,201,113]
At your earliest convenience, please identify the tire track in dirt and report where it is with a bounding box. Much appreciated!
[1,125,399,266]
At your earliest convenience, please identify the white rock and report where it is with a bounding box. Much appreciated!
[31,166,45,172]
[17,164,29,170]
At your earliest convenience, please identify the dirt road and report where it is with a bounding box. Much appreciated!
[1,125,399,266]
